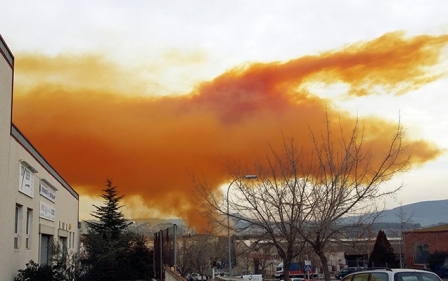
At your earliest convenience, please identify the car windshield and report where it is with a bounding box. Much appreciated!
[395,272,441,281]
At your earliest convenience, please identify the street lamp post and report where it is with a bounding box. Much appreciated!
[400,221,405,268]
[227,174,257,278]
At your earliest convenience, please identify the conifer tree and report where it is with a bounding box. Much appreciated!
[369,230,399,268]
[82,179,154,280]
[87,179,130,239]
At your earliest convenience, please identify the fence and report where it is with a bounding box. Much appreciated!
[154,225,178,280]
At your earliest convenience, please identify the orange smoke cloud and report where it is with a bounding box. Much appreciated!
[12,32,447,230]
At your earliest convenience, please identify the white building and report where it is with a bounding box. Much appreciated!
[0,35,80,280]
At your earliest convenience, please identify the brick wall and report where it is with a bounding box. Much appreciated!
[403,230,448,269]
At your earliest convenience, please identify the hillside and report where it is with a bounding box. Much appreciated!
[80,200,448,235]
[378,199,448,226]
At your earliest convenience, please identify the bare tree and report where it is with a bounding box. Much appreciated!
[396,203,414,268]
[196,115,410,281]
[195,155,309,281]
[234,239,254,274]
[230,235,276,275]
[177,235,195,277]
[252,240,279,275]
[292,116,409,280]
[209,235,228,272]
[252,237,277,273]
[189,234,215,277]
[176,228,220,278]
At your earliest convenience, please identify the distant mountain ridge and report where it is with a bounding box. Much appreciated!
[378,199,448,226]
[90,200,447,235]
[230,199,448,233]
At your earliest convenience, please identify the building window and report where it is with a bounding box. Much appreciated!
[413,243,430,264]
[19,162,36,198]
[14,204,23,249]
[26,208,33,249]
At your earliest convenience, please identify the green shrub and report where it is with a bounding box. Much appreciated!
[14,260,57,281]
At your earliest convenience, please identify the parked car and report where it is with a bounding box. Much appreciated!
[432,265,448,278]
[281,278,304,281]
[188,273,208,281]
[340,268,442,281]
[241,274,263,281]
[336,267,363,280]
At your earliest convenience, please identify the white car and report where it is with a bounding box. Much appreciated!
[242,274,263,281]
[340,268,441,281]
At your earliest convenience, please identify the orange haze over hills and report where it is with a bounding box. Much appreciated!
[12,32,448,230]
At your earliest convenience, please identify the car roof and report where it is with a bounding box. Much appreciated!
[347,268,438,275]
[340,267,360,271]
[363,268,432,273]
[342,268,442,279]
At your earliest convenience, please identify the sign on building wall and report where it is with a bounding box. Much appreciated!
[19,162,34,198]
[40,181,56,202]
[40,201,55,221]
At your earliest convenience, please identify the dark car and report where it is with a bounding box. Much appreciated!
[433,265,448,278]
[188,273,207,281]
[335,267,362,280]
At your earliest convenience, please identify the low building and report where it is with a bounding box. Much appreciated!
[403,224,448,269]
[0,35,80,280]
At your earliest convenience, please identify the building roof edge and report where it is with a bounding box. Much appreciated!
[11,124,79,200]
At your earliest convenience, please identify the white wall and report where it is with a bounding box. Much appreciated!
[0,35,80,281]
[0,34,16,281]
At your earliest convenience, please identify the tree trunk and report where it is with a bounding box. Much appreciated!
[318,252,331,281]
[283,262,290,281]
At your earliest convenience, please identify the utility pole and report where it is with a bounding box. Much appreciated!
[160,230,163,281]
[174,224,177,273]
[400,221,405,268]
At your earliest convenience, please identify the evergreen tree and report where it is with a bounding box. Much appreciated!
[81,179,154,281]
[428,250,448,268]
[427,250,448,277]
[87,179,130,239]
[368,230,399,268]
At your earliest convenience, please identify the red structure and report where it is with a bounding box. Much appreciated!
[403,224,448,269]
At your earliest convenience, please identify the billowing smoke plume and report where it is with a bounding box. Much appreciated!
[12,32,447,229]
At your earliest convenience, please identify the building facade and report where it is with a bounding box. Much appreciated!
[0,35,80,280]
[403,224,448,269]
